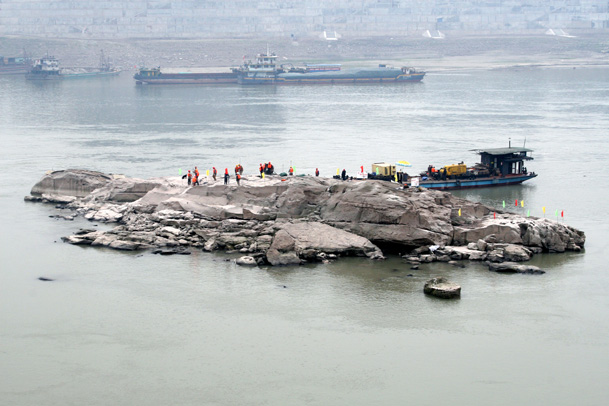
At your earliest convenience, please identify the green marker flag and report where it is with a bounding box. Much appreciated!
[555,209,558,217]
[376,167,379,175]
[502,200,505,208]
[179,168,182,176]
[527,210,530,217]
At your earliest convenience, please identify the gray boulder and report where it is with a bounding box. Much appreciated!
[488,262,545,274]
[423,277,461,299]
[236,256,257,266]
[31,169,112,198]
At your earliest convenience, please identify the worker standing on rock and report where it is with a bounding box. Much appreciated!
[315,168,319,177]
[259,164,264,177]
[187,170,192,185]
[224,168,229,185]
[236,173,241,186]
[341,168,347,181]
[192,173,198,186]
[289,166,294,176]
[212,167,217,181]
[195,166,199,179]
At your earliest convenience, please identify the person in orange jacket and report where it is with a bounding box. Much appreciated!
[212,167,217,181]
[315,168,319,177]
[187,170,192,185]
[224,168,229,185]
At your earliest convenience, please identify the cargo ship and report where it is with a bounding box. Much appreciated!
[367,147,537,190]
[236,52,425,85]
[26,52,120,80]
[0,55,30,75]
[133,67,239,85]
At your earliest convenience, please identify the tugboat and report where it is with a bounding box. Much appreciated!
[25,56,61,80]
[236,51,425,85]
[26,51,120,80]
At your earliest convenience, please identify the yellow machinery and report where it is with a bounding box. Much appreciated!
[371,162,395,176]
[443,163,467,177]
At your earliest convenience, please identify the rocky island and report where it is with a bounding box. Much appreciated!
[26,169,585,270]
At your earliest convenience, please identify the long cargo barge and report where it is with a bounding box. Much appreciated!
[237,52,425,85]
[0,55,30,75]
[134,67,238,85]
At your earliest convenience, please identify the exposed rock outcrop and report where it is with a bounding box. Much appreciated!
[424,277,461,299]
[27,169,586,267]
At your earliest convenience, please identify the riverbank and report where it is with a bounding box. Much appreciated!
[2,34,608,72]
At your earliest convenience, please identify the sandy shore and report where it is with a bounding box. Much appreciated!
[2,34,609,72]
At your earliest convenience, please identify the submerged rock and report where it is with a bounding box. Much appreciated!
[236,256,258,266]
[423,277,461,299]
[488,262,545,274]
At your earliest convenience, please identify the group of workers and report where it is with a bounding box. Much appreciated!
[184,166,201,186]
[259,162,275,176]
[183,162,325,187]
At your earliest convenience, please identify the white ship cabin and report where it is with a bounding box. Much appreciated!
[246,53,278,72]
[32,57,59,72]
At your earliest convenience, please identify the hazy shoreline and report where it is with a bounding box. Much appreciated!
[2,34,608,73]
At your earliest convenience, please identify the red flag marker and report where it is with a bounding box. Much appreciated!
[515,199,518,206]
[494,212,496,219]
[561,210,564,218]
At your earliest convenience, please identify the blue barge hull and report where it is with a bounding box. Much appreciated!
[417,173,538,190]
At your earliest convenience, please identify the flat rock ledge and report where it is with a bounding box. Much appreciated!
[26,169,586,267]
[424,277,461,299]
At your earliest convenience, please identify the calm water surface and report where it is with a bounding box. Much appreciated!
[1,68,608,405]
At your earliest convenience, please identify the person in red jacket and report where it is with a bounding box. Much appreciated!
[224,168,229,185]
[212,167,217,181]
[315,168,319,177]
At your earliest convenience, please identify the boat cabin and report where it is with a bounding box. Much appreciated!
[137,67,161,77]
[475,147,533,176]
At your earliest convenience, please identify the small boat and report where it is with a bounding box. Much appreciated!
[236,51,425,85]
[367,147,537,190]
[414,147,537,190]
[133,66,239,85]
[26,51,120,80]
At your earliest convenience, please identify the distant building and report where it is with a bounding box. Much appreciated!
[0,1,607,38]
